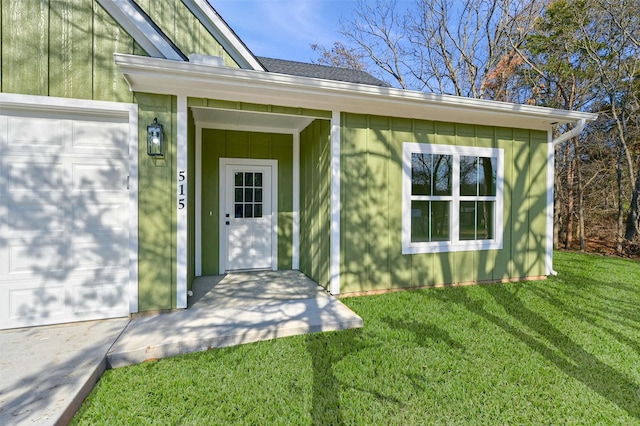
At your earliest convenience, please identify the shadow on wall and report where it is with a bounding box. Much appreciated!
[0,111,130,327]
[339,117,547,292]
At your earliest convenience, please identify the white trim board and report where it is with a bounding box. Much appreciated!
[546,130,555,275]
[96,0,185,60]
[329,111,341,295]
[115,54,597,132]
[176,96,188,309]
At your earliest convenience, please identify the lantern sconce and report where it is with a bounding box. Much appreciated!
[147,117,164,157]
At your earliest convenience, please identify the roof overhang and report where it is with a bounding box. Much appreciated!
[115,54,597,132]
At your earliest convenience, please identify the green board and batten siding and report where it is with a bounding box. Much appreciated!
[299,120,331,289]
[1,0,141,101]
[339,113,548,294]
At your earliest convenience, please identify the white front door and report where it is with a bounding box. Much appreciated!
[219,159,278,272]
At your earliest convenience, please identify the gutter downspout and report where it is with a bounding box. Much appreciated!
[552,118,587,146]
[547,118,588,276]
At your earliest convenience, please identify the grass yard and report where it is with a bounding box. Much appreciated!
[73,251,640,425]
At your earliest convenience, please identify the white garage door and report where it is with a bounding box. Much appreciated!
[0,107,131,329]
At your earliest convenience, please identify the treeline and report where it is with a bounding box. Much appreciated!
[313,0,640,256]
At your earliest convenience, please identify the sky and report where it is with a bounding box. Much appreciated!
[210,0,359,63]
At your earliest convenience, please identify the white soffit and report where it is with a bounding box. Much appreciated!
[181,0,265,71]
[192,107,315,133]
[115,54,597,131]
[97,0,185,61]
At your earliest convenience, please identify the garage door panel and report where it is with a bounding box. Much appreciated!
[72,239,128,270]
[8,285,66,321]
[71,274,128,314]
[71,162,126,192]
[4,160,65,193]
[7,201,65,234]
[72,120,128,153]
[5,241,69,277]
[72,202,126,234]
[5,115,68,148]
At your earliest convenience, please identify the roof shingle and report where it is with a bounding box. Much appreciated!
[257,57,390,87]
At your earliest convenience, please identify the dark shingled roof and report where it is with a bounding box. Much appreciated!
[257,57,390,88]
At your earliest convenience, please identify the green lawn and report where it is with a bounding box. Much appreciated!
[73,251,640,425]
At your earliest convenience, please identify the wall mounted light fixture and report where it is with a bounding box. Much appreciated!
[147,117,164,157]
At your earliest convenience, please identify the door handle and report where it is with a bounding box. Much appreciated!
[226,221,230,225]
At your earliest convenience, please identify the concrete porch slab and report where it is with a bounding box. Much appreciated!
[107,271,363,368]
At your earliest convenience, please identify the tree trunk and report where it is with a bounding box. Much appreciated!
[616,146,625,254]
[565,141,575,249]
[624,166,640,242]
[576,139,586,251]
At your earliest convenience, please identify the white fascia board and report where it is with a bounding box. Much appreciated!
[181,0,265,70]
[114,54,597,131]
[97,0,185,60]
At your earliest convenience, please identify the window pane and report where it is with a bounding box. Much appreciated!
[411,201,430,242]
[433,155,452,195]
[460,156,478,196]
[245,204,253,218]
[245,188,253,202]
[245,172,254,186]
[255,188,263,202]
[411,153,432,195]
[255,173,263,187]
[235,188,243,202]
[478,157,497,196]
[459,201,477,240]
[234,172,243,186]
[431,201,450,241]
[254,204,263,218]
[477,201,494,239]
[234,204,243,218]
[459,201,494,240]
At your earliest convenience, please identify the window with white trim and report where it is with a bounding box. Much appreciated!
[402,143,504,254]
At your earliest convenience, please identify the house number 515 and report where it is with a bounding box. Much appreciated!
[178,170,186,210]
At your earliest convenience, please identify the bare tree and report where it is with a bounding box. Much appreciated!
[311,42,369,70]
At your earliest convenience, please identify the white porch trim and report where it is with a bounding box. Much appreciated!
[330,110,341,295]
[546,130,556,276]
[293,132,300,270]
[176,95,188,309]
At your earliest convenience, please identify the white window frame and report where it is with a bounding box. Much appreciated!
[402,142,504,254]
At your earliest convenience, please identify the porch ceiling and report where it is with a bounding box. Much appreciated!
[191,107,315,133]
